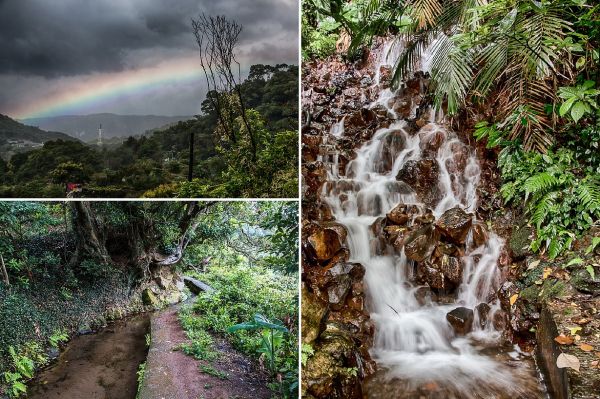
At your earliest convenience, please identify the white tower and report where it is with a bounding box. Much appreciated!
[98,124,103,146]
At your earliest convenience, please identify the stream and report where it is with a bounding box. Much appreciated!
[26,314,150,399]
[318,39,547,398]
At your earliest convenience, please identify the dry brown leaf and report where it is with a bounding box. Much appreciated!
[556,353,580,371]
[509,294,519,306]
[580,343,594,352]
[572,318,591,325]
[555,334,574,345]
[591,360,599,368]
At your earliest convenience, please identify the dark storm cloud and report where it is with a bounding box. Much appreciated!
[0,0,298,77]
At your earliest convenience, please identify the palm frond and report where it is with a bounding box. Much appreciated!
[429,33,474,114]
[408,0,443,30]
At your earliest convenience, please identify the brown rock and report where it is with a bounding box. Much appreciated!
[435,206,473,244]
[396,159,441,206]
[403,224,438,262]
[471,222,489,247]
[446,307,474,335]
[307,227,344,263]
[438,255,462,284]
[424,264,445,289]
[475,303,491,329]
[387,203,409,225]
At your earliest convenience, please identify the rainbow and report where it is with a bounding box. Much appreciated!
[12,57,205,119]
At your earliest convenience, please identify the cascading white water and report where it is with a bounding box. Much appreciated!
[320,39,538,397]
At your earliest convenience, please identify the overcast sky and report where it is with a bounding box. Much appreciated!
[0,0,298,119]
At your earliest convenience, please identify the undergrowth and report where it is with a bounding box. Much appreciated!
[177,260,298,398]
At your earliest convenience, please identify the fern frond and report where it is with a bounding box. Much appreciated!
[577,181,600,211]
[524,172,560,198]
[530,191,556,227]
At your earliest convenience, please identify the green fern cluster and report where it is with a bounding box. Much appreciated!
[500,147,600,258]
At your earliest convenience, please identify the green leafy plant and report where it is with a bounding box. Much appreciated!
[48,330,68,348]
[558,81,600,123]
[2,346,35,398]
[228,313,288,374]
[301,343,315,366]
[135,362,146,399]
[500,147,600,258]
[199,364,229,380]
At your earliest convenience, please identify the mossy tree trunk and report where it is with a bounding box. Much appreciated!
[68,201,212,278]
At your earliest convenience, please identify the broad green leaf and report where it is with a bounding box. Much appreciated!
[566,257,583,267]
[559,97,576,116]
[570,101,587,123]
[586,265,595,280]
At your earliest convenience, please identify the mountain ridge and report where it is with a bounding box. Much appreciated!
[21,113,194,141]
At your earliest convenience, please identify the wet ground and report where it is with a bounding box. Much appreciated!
[27,314,150,399]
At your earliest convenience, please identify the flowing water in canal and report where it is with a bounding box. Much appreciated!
[26,314,150,399]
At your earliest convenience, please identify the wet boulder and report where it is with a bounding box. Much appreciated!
[437,254,462,284]
[418,124,447,155]
[387,203,410,225]
[471,222,489,248]
[446,307,474,335]
[325,262,364,310]
[403,224,438,262]
[378,65,392,87]
[435,206,472,244]
[424,264,445,289]
[475,303,491,329]
[396,159,440,206]
[306,226,344,263]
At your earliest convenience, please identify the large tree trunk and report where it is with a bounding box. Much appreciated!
[69,201,111,267]
[68,202,213,277]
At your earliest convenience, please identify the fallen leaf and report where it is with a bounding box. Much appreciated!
[510,294,519,306]
[555,334,574,345]
[543,267,553,279]
[527,260,541,270]
[580,344,594,352]
[555,334,575,345]
[569,327,582,335]
[591,360,599,368]
[572,317,591,325]
[557,353,580,371]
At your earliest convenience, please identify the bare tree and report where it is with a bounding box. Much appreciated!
[192,14,257,160]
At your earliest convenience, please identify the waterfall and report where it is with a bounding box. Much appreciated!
[318,38,541,397]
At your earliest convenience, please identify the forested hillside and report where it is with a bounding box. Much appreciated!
[0,64,298,198]
[0,201,298,398]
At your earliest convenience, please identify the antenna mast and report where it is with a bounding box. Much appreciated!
[98,123,103,146]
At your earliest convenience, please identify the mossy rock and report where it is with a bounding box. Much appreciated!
[301,285,327,344]
[510,224,534,259]
[142,289,159,307]
[571,268,600,295]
